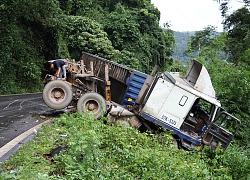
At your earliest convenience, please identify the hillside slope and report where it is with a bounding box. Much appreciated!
[0,113,249,179]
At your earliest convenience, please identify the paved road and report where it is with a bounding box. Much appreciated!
[0,93,53,148]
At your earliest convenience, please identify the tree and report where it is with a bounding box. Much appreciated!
[0,0,65,94]
[103,3,174,73]
[65,16,116,59]
[190,26,217,57]
[209,61,250,145]
[0,0,175,94]
[185,26,225,61]
[223,7,250,65]
[187,25,250,146]
[214,0,248,6]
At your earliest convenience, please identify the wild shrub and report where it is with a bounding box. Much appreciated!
[1,113,249,179]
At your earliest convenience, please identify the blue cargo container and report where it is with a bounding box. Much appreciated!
[122,70,148,106]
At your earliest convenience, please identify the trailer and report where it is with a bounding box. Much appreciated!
[43,51,241,150]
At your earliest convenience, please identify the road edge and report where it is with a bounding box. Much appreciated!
[0,119,52,163]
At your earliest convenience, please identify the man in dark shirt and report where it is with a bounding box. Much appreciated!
[49,59,68,80]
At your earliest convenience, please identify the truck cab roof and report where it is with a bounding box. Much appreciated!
[163,60,221,107]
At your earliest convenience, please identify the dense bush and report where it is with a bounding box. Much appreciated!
[0,113,249,179]
[0,0,174,94]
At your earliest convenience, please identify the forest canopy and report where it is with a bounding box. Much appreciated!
[0,0,174,95]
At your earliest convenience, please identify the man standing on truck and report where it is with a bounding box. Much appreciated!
[49,59,68,80]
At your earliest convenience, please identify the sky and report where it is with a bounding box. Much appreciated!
[151,0,244,32]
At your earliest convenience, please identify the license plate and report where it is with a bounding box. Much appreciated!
[161,114,179,127]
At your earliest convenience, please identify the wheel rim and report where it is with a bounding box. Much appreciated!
[84,100,99,114]
[50,87,66,103]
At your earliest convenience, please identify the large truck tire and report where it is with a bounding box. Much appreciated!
[77,92,106,119]
[43,80,72,109]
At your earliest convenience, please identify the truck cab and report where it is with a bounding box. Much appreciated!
[135,60,241,150]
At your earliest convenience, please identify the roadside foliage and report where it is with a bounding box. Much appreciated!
[0,113,249,179]
[0,0,174,95]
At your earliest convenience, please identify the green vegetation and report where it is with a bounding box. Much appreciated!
[184,25,250,148]
[0,0,174,95]
[171,2,250,175]
[0,113,249,179]
[0,0,249,179]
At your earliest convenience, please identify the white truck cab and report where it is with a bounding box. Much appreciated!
[136,60,241,150]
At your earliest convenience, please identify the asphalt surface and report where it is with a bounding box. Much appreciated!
[0,93,63,162]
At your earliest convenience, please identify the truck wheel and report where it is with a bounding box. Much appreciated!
[77,92,106,119]
[43,80,72,109]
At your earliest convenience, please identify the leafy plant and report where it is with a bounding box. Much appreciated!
[1,113,249,179]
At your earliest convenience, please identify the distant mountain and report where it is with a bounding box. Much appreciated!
[172,31,195,63]
[172,31,223,62]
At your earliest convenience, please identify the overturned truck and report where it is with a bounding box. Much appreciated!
[43,51,241,151]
